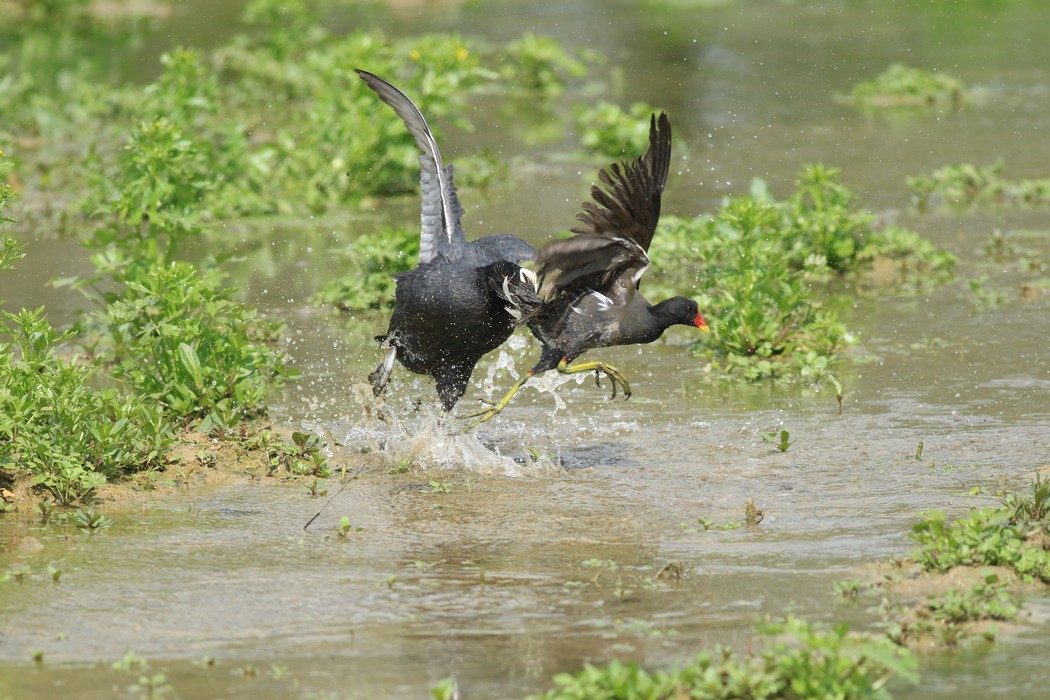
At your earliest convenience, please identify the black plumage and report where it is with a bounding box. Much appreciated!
[468,112,708,427]
[355,70,536,411]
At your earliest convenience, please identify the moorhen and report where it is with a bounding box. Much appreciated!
[466,112,708,428]
[355,70,537,411]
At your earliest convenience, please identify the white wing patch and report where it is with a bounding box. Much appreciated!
[518,267,538,292]
[572,289,614,316]
[501,274,522,320]
[631,263,649,285]
[590,290,615,311]
[629,242,651,285]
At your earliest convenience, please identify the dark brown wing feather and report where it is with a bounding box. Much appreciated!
[538,112,672,297]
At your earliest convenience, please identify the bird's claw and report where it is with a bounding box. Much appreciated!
[596,363,631,401]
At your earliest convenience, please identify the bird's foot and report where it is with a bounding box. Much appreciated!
[558,358,632,401]
[598,363,632,401]
[461,403,506,432]
[459,372,535,432]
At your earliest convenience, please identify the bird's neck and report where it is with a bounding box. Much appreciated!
[649,297,689,329]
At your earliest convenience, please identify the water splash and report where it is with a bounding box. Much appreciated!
[477,345,591,413]
[302,379,559,477]
[377,411,558,477]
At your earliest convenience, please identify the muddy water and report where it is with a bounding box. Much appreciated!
[4,1,1050,698]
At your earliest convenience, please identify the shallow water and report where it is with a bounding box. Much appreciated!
[4,1,1050,698]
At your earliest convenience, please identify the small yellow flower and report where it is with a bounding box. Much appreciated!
[456,47,469,60]
[409,49,421,61]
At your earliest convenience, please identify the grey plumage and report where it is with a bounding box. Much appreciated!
[355,69,467,264]
[356,70,536,411]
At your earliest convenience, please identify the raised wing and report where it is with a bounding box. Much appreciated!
[355,70,466,263]
[538,112,671,296]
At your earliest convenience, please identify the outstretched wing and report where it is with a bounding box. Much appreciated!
[538,112,671,297]
[355,69,466,263]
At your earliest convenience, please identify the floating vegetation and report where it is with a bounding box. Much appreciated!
[499,31,591,97]
[530,615,918,699]
[2,0,601,234]
[576,100,664,157]
[648,164,954,381]
[907,161,1050,211]
[846,63,968,108]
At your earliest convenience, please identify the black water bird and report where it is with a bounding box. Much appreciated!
[355,70,536,411]
[466,112,708,428]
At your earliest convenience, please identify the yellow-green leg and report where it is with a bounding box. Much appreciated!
[462,370,535,431]
[557,357,632,399]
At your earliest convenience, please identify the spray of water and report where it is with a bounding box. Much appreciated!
[298,376,560,478]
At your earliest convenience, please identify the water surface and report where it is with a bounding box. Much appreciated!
[3,1,1050,698]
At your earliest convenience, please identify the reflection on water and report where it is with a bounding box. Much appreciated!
[4,0,1050,698]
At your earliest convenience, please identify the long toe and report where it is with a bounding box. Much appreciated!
[607,368,631,400]
[462,407,502,432]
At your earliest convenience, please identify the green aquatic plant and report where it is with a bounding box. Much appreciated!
[430,677,458,700]
[880,569,1021,649]
[833,579,864,600]
[34,497,56,523]
[647,164,952,381]
[910,478,1050,583]
[577,100,663,157]
[847,63,967,107]
[314,227,420,313]
[71,506,113,533]
[81,256,293,426]
[907,160,1050,211]
[335,516,363,539]
[302,478,327,497]
[926,575,1019,625]
[662,196,850,379]
[1,245,176,505]
[428,480,453,494]
[967,274,1007,307]
[1,179,175,503]
[860,225,957,282]
[500,32,590,97]
[761,429,795,453]
[530,615,917,699]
